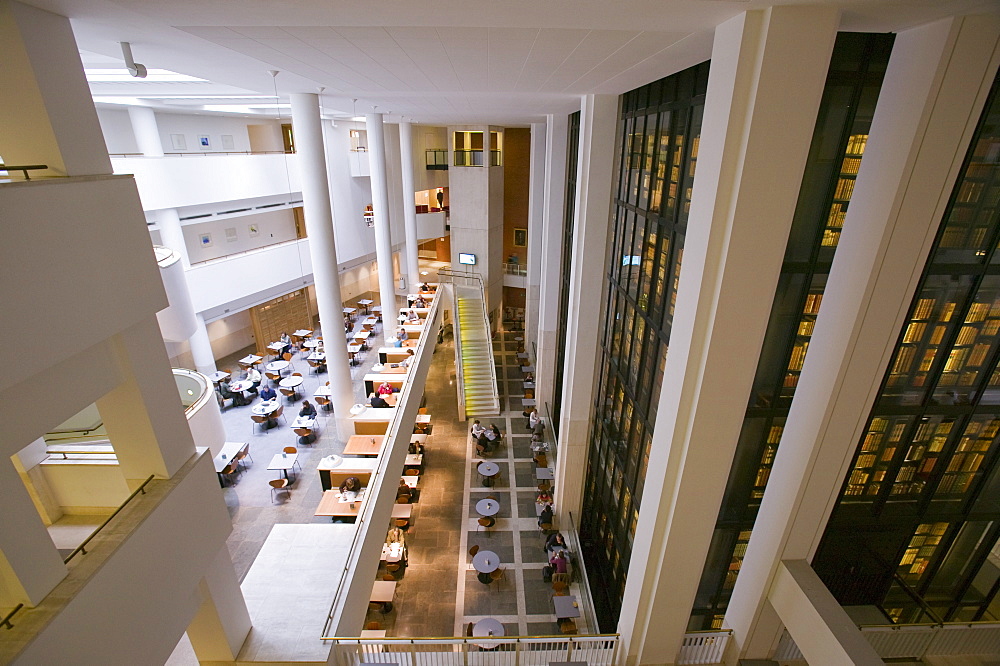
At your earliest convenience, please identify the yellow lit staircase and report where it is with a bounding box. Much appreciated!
[455,286,500,418]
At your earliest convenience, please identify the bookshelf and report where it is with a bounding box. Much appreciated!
[783,292,822,394]
[750,424,783,500]
[821,134,867,248]
[933,416,1000,498]
[844,415,911,501]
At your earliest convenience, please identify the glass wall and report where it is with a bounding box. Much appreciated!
[814,67,1000,623]
[688,33,895,630]
[552,111,581,437]
[579,62,709,629]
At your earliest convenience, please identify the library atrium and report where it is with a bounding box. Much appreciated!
[4,0,1000,664]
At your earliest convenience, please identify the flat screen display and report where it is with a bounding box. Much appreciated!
[459,253,477,265]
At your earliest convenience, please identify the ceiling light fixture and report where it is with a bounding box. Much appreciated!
[119,42,147,78]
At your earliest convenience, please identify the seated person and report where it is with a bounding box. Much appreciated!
[530,432,548,451]
[408,441,425,455]
[370,392,390,408]
[414,295,427,308]
[536,489,553,505]
[298,400,317,418]
[419,282,430,292]
[406,309,420,323]
[259,384,277,402]
[386,525,406,545]
[549,549,569,575]
[476,433,490,456]
[218,378,247,407]
[245,367,262,393]
[396,479,412,501]
[396,327,408,341]
[377,380,395,396]
[470,419,486,441]
[279,331,292,355]
[399,348,415,368]
[538,502,553,527]
[486,424,502,441]
[545,532,568,555]
[523,372,534,383]
[528,409,540,431]
[339,476,362,498]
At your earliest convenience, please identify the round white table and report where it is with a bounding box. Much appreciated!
[303,340,320,349]
[472,618,505,649]
[251,400,279,416]
[477,462,499,477]
[279,375,303,389]
[230,380,253,393]
[266,360,290,373]
[476,498,500,517]
[472,549,499,574]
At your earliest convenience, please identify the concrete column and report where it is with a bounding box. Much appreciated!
[367,113,399,312]
[535,113,569,415]
[524,122,547,353]
[157,209,190,268]
[187,546,252,661]
[399,121,420,290]
[291,93,355,434]
[97,316,198,482]
[190,314,217,376]
[155,247,198,343]
[553,95,618,521]
[127,106,164,157]
[616,8,839,665]
[0,0,111,176]
[0,458,66,607]
[727,15,1000,661]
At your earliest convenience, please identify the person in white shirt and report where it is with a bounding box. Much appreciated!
[406,309,420,323]
[245,366,262,393]
[399,349,415,368]
[470,419,486,442]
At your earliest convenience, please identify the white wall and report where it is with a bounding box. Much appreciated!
[112,153,301,210]
[39,463,130,512]
[153,111,262,154]
[413,126,449,193]
[95,107,138,154]
[324,121,378,265]
[182,208,298,264]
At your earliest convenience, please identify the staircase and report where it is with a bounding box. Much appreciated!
[453,284,500,418]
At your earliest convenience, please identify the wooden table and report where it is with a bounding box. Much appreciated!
[370,580,396,603]
[314,489,365,518]
[381,541,406,563]
[553,595,581,619]
[402,339,418,348]
[267,453,298,480]
[536,467,554,480]
[344,434,385,456]
[391,503,412,519]
[404,453,423,467]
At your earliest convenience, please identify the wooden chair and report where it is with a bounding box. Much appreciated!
[235,447,251,472]
[221,461,240,485]
[366,621,382,631]
[315,395,332,412]
[559,618,577,634]
[539,522,554,537]
[465,622,474,637]
[534,453,548,468]
[385,563,402,579]
[395,518,409,529]
[283,446,302,472]
[280,387,298,403]
[265,371,281,385]
[307,358,322,373]
[269,478,290,501]
[272,404,287,425]
[538,480,552,492]
[282,351,295,367]
[251,414,270,435]
[294,427,314,445]
[551,580,569,595]
[469,544,480,559]
[490,566,507,592]
[478,516,494,536]
[552,572,571,586]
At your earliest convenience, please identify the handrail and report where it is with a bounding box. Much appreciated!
[321,633,620,641]
[566,511,600,633]
[860,620,1000,629]
[503,262,527,276]
[0,164,48,179]
[321,295,442,638]
[109,150,291,158]
[889,572,944,624]
[1,604,24,630]
[63,474,156,564]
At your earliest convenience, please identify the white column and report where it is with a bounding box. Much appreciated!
[157,209,190,268]
[291,93,355,434]
[617,7,838,665]
[127,105,164,157]
[0,459,66,607]
[186,546,252,662]
[535,113,569,415]
[0,0,111,176]
[553,95,618,521]
[727,15,1000,660]
[524,122,546,353]
[367,113,398,313]
[190,314,217,376]
[399,121,420,289]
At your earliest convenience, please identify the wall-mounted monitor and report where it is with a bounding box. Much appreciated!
[459,253,477,265]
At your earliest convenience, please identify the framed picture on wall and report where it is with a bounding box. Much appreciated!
[199,233,213,248]
[198,135,211,150]
[170,134,187,151]
[225,227,238,243]
[514,227,527,247]
[248,224,260,237]
[221,134,235,151]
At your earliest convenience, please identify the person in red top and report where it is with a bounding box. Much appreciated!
[377,380,394,395]
[549,549,568,574]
